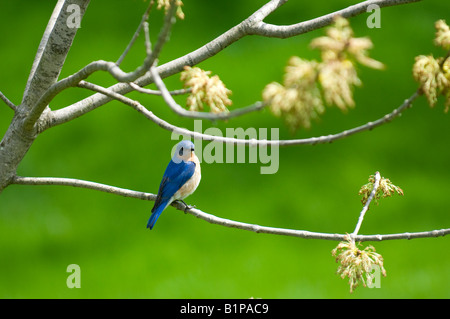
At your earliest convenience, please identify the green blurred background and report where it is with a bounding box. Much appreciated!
[0,0,449,298]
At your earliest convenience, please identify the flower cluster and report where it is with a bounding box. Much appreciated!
[332,237,386,293]
[434,19,450,50]
[263,58,324,131]
[413,20,450,112]
[359,174,404,206]
[311,17,383,111]
[157,0,184,20]
[180,66,232,113]
[263,16,384,132]
[413,55,449,108]
[317,59,361,111]
[311,16,384,70]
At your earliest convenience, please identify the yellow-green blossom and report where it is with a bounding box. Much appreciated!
[434,19,450,50]
[311,16,383,110]
[263,16,384,132]
[318,59,361,111]
[157,0,184,20]
[413,55,449,107]
[413,20,450,111]
[263,58,324,131]
[310,16,384,70]
[332,237,386,293]
[180,66,232,113]
[359,174,404,206]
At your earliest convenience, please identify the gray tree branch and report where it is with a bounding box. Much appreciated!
[11,175,450,242]
[22,0,90,129]
[0,0,90,193]
[75,79,419,146]
[129,82,192,96]
[247,0,422,38]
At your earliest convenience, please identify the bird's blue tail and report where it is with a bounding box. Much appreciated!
[147,202,167,230]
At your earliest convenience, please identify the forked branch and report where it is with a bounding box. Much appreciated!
[25,0,177,131]
[11,175,449,242]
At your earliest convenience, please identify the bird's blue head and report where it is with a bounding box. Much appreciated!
[172,140,195,163]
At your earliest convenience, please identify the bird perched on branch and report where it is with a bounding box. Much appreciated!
[147,140,201,230]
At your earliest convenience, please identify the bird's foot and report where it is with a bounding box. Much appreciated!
[176,200,196,213]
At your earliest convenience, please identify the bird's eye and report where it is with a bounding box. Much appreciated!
[179,147,184,156]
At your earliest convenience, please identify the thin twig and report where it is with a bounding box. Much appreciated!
[11,175,450,242]
[351,171,381,240]
[128,82,191,96]
[116,0,154,66]
[143,21,152,56]
[146,0,177,67]
[76,80,419,147]
[0,91,16,111]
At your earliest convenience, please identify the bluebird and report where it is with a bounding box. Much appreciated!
[147,140,201,229]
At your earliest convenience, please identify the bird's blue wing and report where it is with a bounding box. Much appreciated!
[156,159,196,204]
[148,160,196,229]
